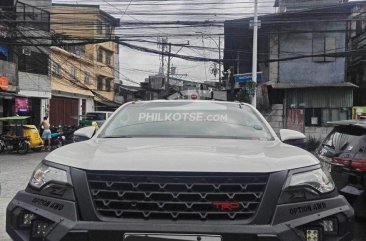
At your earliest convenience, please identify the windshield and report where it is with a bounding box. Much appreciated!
[99,102,274,140]
[86,113,106,121]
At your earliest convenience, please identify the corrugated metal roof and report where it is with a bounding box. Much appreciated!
[286,88,353,108]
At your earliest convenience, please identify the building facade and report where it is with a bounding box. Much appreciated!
[0,0,51,132]
[49,4,120,126]
[224,2,362,138]
[0,0,17,128]
[16,1,52,125]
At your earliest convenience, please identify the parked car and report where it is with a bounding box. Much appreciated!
[7,101,353,241]
[79,111,114,127]
[316,120,366,218]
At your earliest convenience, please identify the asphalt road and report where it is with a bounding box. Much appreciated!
[0,152,365,241]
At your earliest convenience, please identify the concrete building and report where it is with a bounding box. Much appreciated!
[0,0,51,129]
[347,4,366,108]
[0,1,15,128]
[16,1,52,125]
[224,1,364,139]
[49,4,120,126]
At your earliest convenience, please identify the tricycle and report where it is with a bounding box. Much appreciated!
[0,116,43,154]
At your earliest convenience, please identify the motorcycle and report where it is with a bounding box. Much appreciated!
[0,135,29,154]
[61,125,77,144]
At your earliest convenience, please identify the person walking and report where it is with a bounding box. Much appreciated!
[41,116,51,151]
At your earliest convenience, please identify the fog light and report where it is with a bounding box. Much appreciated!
[32,221,51,238]
[17,212,37,228]
[23,213,36,225]
[321,218,338,234]
[322,220,334,232]
[306,229,320,241]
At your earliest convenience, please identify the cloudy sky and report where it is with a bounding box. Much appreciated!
[50,0,276,85]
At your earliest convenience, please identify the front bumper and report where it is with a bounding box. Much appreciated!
[7,191,354,241]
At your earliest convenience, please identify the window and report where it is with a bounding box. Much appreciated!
[70,66,78,79]
[18,50,48,75]
[97,20,103,34]
[312,33,336,62]
[97,48,103,62]
[106,79,112,91]
[105,25,112,36]
[305,108,351,127]
[84,71,90,84]
[97,76,104,90]
[51,63,61,76]
[305,108,322,127]
[63,45,85,57]
[105,51,112,66]
[321,108,350,125]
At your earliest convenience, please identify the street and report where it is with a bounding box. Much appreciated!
[0,152,364,241]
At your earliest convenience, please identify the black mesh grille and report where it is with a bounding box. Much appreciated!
[87,172,268,221]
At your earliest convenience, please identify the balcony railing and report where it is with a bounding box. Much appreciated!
[16,2,50,32]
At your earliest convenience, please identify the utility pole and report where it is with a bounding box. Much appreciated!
[158,37,167,75]
[218,36,222,88]
[166,43,172,91]
[251,0,258,108]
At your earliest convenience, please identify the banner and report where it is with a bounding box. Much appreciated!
[15,97,29,113]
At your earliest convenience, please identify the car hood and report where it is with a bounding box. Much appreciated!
[46,138,319,173]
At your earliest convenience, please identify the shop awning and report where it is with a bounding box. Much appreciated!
[0,92,27,99]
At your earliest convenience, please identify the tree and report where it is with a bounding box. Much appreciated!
[235,81,256,103]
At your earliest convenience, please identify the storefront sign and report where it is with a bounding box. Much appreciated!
[234,72,262,83]
[0,76,8,91]
[15,97,29,113]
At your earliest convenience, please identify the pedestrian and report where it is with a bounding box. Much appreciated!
[41,116,51,151]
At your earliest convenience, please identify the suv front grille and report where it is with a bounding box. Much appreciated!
[87,172,269,221]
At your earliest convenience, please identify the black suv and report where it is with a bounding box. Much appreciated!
[316,120,366,218]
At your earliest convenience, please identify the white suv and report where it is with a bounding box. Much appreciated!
[7,101,353,241]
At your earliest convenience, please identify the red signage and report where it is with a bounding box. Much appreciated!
[0,76,8,91]
[15,97,29,113]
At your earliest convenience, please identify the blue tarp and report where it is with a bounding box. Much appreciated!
[0,45,9,60]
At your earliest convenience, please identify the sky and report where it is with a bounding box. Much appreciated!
[49,0,275,85]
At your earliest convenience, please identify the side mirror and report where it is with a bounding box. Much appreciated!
[73,126,96,142]
[280,129,306,149]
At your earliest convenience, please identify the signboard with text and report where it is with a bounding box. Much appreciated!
[15,97,29,113]
[234,72,262,83]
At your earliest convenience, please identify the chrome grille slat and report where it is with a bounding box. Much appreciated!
[87,172,268,221]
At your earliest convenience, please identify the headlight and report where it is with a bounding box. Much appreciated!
[29,163,69,189]
[286,168,335,194]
